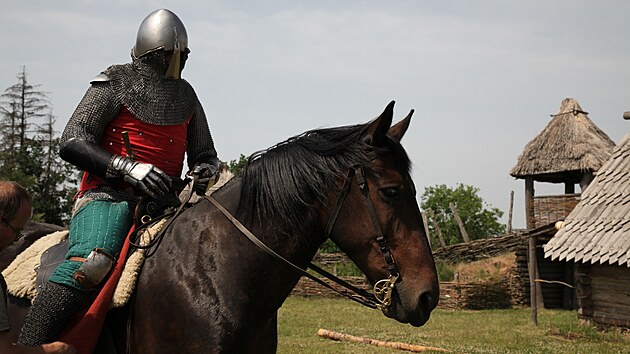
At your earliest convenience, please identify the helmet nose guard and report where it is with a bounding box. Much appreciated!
[132,9,189,62]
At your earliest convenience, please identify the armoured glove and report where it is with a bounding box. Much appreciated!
[108,155,172,198]
[187,162,219,195]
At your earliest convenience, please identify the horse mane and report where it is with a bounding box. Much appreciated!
[237,122,410,234]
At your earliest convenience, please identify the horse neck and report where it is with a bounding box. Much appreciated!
[213,179,324,308]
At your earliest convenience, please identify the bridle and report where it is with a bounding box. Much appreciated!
[324,166,401,309]
[206,164,401,310]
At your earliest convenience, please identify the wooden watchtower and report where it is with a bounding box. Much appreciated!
[509,98,615,312]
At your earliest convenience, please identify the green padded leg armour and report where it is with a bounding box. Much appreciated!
[49,199,133,292]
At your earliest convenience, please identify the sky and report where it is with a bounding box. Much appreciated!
[1,1,628,229]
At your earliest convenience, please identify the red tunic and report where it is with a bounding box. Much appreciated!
[79,107,191,193]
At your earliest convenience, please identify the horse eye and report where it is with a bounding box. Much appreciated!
[380,187,400,200]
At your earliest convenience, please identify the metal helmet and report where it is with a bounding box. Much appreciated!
[132,9,189,79]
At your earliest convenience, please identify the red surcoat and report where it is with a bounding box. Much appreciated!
[79,107,191,193]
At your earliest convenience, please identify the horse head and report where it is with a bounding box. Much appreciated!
[323,101,439,326]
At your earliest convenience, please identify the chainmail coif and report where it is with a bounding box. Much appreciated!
[106,51,197,125]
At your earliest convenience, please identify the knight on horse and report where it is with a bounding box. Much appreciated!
[18,8,219,347]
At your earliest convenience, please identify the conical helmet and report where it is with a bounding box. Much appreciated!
[132,9,188,59]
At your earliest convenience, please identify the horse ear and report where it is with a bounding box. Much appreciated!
[387,109,413,142]
[363,101,395,145]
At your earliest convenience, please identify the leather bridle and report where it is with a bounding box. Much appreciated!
[207,165,401,310]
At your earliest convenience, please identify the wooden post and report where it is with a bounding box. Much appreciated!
[525,177,534,229]
[528,234,538,326]
[535,259,544,309]
[420,211,432,248]
[427,209,446,248]
[507,190,514,233]
[564,182,575,194]
[449,202,470,243]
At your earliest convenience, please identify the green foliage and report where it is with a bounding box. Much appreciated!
[435,260,455,282]
[332,261,363,277]
[421,183,506,247]
[319,239,341,253]
[0,67,77,225]
[227,154,248,175]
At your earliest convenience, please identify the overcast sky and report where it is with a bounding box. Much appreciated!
[1,1,628,229]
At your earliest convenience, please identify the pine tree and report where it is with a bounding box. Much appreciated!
[0,67,77,225]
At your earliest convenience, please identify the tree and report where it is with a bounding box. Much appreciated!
[227,154,248,175]
[420,184,505,246]
[0,67,77,225]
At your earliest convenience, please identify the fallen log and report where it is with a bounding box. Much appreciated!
[317,328,450,352]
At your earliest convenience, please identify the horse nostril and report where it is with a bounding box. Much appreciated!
[420,290,438,312]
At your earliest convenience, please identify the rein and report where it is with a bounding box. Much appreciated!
[206,165,401,311]
[129,176,197,257]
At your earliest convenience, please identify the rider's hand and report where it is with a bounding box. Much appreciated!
[187,162,219,195]
[108,155,172,198]
[41,341,77,354]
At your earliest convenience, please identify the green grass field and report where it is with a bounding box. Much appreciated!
[278,297,630,353]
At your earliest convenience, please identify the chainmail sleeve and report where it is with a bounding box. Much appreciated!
[186,97,219,169]
[60,82,121,144]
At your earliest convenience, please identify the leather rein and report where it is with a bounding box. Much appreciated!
[206,166,401,310]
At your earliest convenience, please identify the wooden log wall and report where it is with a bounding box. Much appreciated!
[577,263,630,329]
[515,229,574,309]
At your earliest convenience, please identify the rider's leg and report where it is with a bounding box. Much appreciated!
[18,199,132,345]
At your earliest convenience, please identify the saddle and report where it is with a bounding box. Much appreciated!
[3,219,167,308]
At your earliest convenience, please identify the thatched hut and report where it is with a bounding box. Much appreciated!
[510,98,615,229]
[544,132,630,328]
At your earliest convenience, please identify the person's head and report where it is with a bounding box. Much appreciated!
[131,8,190,79]
[0,181,31,249]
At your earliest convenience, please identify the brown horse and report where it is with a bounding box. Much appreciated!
[6,101,439,353]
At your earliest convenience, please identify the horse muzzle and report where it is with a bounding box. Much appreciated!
[381,280,438,327]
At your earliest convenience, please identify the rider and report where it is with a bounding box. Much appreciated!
[18,9,219,346]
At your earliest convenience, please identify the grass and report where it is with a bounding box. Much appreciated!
[278,296,630,353]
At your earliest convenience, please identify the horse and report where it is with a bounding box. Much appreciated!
[5,101,439,353]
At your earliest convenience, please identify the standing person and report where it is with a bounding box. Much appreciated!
[18,8,219,346]
[0,181,76,354]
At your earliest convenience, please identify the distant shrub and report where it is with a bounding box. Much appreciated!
[436,261,455,281]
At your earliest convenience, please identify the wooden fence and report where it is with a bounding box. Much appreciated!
[292,251,528,310]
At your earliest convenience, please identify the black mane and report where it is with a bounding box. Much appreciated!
[238,122,410,234]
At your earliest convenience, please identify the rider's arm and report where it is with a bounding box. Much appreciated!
[185,99,219,173]
[59,81,119,177]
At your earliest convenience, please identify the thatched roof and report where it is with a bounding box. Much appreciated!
[510,98,615,183]
[544,132,630,266]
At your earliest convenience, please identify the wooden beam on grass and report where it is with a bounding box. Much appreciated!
[317,328,450,352]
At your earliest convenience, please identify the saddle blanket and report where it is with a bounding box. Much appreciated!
[1,219,167,308]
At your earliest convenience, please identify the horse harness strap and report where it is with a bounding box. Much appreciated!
[324,169,355,237]
[204,195,380,309]
[354,167,399,277]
